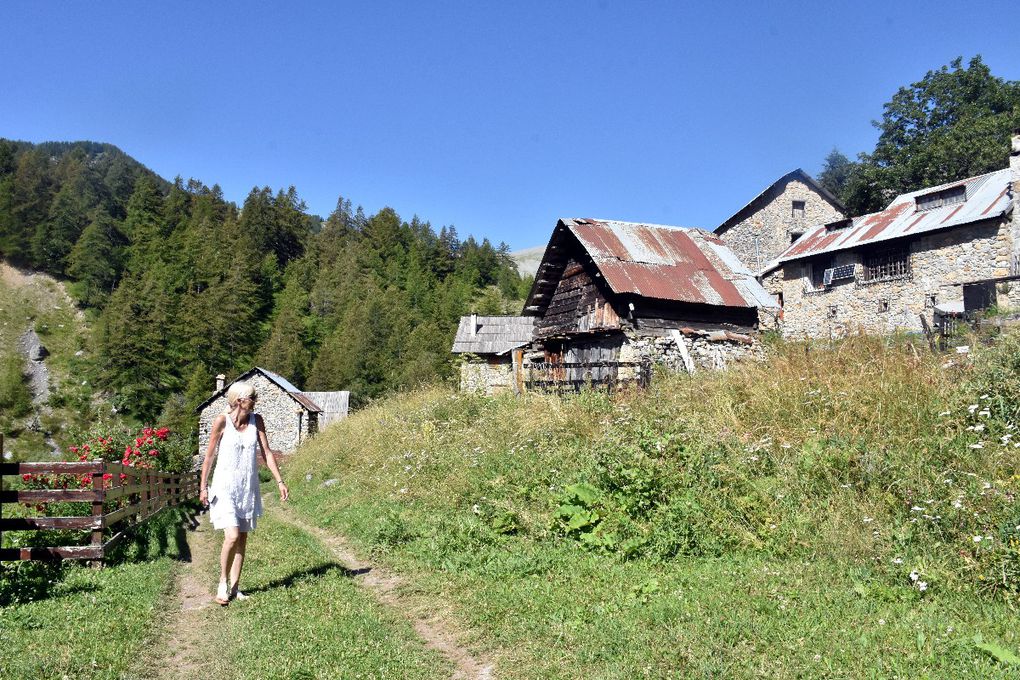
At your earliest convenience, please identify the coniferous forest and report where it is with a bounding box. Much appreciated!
[0,139,530,424]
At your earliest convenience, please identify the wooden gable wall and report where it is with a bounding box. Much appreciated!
[535,258,623,339]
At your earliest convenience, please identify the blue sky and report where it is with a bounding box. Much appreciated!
[2,1,1019,251]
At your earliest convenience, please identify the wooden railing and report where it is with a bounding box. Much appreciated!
[0,460,199,566]
[524,360,652,393]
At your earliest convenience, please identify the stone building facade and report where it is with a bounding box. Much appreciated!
[196,367,348,466]
[452,315,534,395]
[715,170,846,277]
[766,163,1017,340]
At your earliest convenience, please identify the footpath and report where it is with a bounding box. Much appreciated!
[139,496,494,679]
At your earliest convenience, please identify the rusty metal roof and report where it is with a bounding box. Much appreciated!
[526,218,778,312]
[773,168,1013,265]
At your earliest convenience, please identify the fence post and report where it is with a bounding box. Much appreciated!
[90,461,105,569]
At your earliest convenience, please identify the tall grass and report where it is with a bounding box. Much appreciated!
[289,333,1020,592]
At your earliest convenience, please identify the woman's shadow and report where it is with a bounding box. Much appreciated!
[244,561,370,595]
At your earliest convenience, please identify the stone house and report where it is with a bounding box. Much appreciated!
[714,169,846,277]
[521,218,780,376]
[762,142,1019,339]
[451,314,536,394]
[196,367,349,464]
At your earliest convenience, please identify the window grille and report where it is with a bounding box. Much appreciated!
[861,250,910,283]
[915,185,966,211]
[792,200,806,219]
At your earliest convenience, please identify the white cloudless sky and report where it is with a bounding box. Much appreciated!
[2,0,1019,250]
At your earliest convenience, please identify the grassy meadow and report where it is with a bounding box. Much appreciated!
[283,333,1020,678]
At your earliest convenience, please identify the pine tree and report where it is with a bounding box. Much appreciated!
[67,212,124,307]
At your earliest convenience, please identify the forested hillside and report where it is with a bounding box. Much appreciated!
[0,139,529,426]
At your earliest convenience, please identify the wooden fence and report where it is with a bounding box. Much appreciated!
[0,458,199,566]
[524,360,653,394]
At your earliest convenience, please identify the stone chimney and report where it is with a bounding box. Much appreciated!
[470,313,478,337]
[215,374,226,392]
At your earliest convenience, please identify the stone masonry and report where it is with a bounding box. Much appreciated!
[777,217,1013,339]
[198,372,316,468]
[460,358,516,395]
[717,175,845,277]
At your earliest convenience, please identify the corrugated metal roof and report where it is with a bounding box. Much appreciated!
[302,391,350,427]
[290,392,324,413]
[563,218,779,309]
[451,316,535,355]
[774,169,1013,265]
[258,366,302,394]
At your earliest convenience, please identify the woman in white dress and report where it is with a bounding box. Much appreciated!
[199,381,289,605]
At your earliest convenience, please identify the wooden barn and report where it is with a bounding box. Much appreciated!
[522,218,779,376]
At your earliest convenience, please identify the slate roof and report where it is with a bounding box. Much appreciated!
[769,168,1014,268]
[524,218,779,315]
[451,316,536,355]
[715,169,846,235]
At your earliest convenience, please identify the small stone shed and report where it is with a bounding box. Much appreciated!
[452,314,535,394]
[522,218,780,374]
[715,169,846,276]
[196,367,349,464]
[761,144,1019,339]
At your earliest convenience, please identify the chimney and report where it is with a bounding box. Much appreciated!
[1010,131,1020,275]
[1011,130,1020,197]
[470,313,477,337]
[215,374,225,392]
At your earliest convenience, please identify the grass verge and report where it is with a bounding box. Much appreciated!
[282,334,1020,677]
[196,493,452,679]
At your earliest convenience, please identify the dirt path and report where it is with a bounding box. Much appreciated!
[136,513,222,680]
[275,506,497,680]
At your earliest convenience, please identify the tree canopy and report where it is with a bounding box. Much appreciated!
[824,56,1020,215]
[0,139,527,423]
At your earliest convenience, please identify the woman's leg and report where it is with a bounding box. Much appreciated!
[220,527,240,584]
[229,531,248,591]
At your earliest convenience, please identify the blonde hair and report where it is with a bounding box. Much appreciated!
[225,380,257,409]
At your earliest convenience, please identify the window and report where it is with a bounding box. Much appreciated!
[792,200,806,219]
[879,299,890,313]
[861,249,910,283]
[916,185,966,211]
[827,305,838,319]
[925,293,937,309]
[810,257,833,290]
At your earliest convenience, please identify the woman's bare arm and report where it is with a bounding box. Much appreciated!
[199,415,226,506]
[255,414,288,501]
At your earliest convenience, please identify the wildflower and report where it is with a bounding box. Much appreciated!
[148,450,158,456]
[969,443,984,449]
[981,394,990,400]
[911,506,924,512]
[398,487,408,494]
[879,619,886,625]
[909,570,919,582]
[892,557,903,564]
[953,500,964,509]
[917,581,928,592]
[938,410,951,417]
[979,409,991,418]
[983,482,992,490]
[968,404,979,414]
[973,535,983,543]
[863,517,874,523]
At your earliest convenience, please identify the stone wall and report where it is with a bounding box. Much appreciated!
[198,372,316,468]
[777,218,1012,339]
[619,332,765,371]
[460,358,515,395]
[718,178,845,273]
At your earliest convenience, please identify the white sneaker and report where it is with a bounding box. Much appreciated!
[215,581,230,605]
[230,583,249,601]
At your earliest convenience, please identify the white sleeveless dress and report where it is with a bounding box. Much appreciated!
[209,413,263,532]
